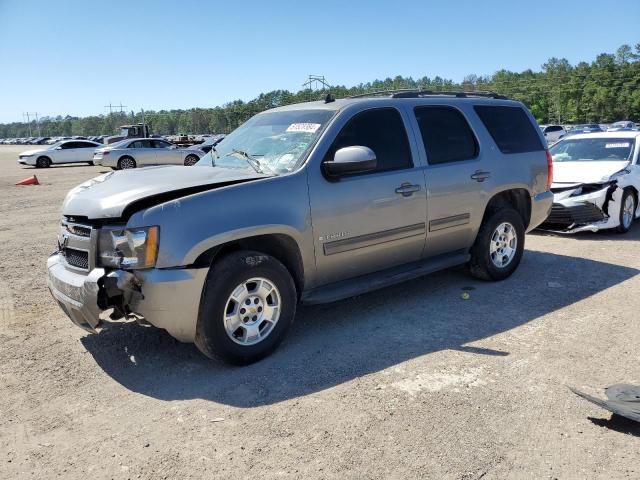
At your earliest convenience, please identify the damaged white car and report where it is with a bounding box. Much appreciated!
[541,131,640,233]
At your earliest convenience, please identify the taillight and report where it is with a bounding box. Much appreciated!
[546,149,553,191]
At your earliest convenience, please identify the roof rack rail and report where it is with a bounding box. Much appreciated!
[348,89,508,100]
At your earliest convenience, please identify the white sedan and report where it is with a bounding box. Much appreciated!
[541,131,640,234]
[93,138,201,169]
[18,140,102,168]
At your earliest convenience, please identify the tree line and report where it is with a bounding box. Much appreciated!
[2,43,639,139]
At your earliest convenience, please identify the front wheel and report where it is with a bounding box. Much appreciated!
[36,156,51,168]
[469,207,525,281]
[615,189,636,234]
[195,251,297,364]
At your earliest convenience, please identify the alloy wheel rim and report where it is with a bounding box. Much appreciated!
[622,195,634,228]
[223,277,281,346]
[185,155,198,166]
[121,158,135,169]
[489,222,517,268]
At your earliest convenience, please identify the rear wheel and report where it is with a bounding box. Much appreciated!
[469,207,525,281]
[195,251,297,364]
[184,154,199,166]
[36,156,51,168]
[616,189,636,234]
[117,156,136,169]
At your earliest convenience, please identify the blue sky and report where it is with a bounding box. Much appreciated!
[0,0,638,123]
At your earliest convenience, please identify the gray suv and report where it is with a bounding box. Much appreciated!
[47,91,553,364]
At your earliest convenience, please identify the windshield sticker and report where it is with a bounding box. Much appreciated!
[286,123,321,133]
[605,142,630,148]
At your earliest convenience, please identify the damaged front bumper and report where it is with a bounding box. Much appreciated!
[540,182,623,233]
[47,252,207,342]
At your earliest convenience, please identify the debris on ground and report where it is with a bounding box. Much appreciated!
[569,384,640,422]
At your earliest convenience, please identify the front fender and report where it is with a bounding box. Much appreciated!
[127,170,316,277]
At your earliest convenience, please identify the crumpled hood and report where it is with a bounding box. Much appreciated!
[62,165,267,219]
[552,160,630,186]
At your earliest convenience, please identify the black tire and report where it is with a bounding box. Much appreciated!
[117,156,136,169]
[195,250,297,364]
[87,161,94,166]
[615,188,636,234]
[469,206,525,281]
[184,154,199,166]
[36,156,51,168]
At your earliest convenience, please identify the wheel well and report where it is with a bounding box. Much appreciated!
[37,155,50,161]
[194,234,305,295]
[624,185,638,202]
[483,189,531,229]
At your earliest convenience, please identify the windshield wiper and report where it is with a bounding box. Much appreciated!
[225,149,274,174]
[210,145,219,167]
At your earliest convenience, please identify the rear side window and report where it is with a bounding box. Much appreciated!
[414,106,478,164]
[474,106,544,154]
[152,140,171,148]
[326,108,412,172]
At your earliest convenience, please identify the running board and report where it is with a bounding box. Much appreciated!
[301,250,470,305]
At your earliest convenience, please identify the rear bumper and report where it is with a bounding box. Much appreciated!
[47,253,207,342]
[528,191,554,232]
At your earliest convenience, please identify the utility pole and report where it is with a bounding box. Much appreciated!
[302,75,330,99]
[23,112,39,136]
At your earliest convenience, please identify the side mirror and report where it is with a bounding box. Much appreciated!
[323,146,377,177]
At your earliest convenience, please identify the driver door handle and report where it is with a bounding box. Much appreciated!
[395,183,422,197]
[470,170,491,182]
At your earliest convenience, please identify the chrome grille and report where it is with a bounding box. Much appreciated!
[58,221,95,271]
[62,248,89,270]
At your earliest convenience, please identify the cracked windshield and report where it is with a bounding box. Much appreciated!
[196,109,335,174]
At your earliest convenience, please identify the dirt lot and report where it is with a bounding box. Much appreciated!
[0,144,638,479]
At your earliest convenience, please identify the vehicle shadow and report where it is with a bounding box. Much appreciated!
[23,164,100,169]
[589,415,640,437]
[81,250,638,407]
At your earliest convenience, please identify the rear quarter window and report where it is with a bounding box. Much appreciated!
[474,105,544,154]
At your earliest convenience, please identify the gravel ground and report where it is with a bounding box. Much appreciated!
[0,144,638,479]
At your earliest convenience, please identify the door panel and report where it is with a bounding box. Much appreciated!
[309,170,427,284]
[152,140,180,164]
[76,142,96,161]
[411,105,489,257]
[57,142,79,163]
[129,140,156,165]
[308,107,427,285]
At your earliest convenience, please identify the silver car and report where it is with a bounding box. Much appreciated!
[47,92,553,364]
[93,138,201,169]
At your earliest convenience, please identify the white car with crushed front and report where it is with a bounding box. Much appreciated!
[541,131,640,233]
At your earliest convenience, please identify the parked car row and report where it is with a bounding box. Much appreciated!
[1,135,109,145]
[539,121,639,146]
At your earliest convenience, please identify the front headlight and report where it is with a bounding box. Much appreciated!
[98,226,159,269]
